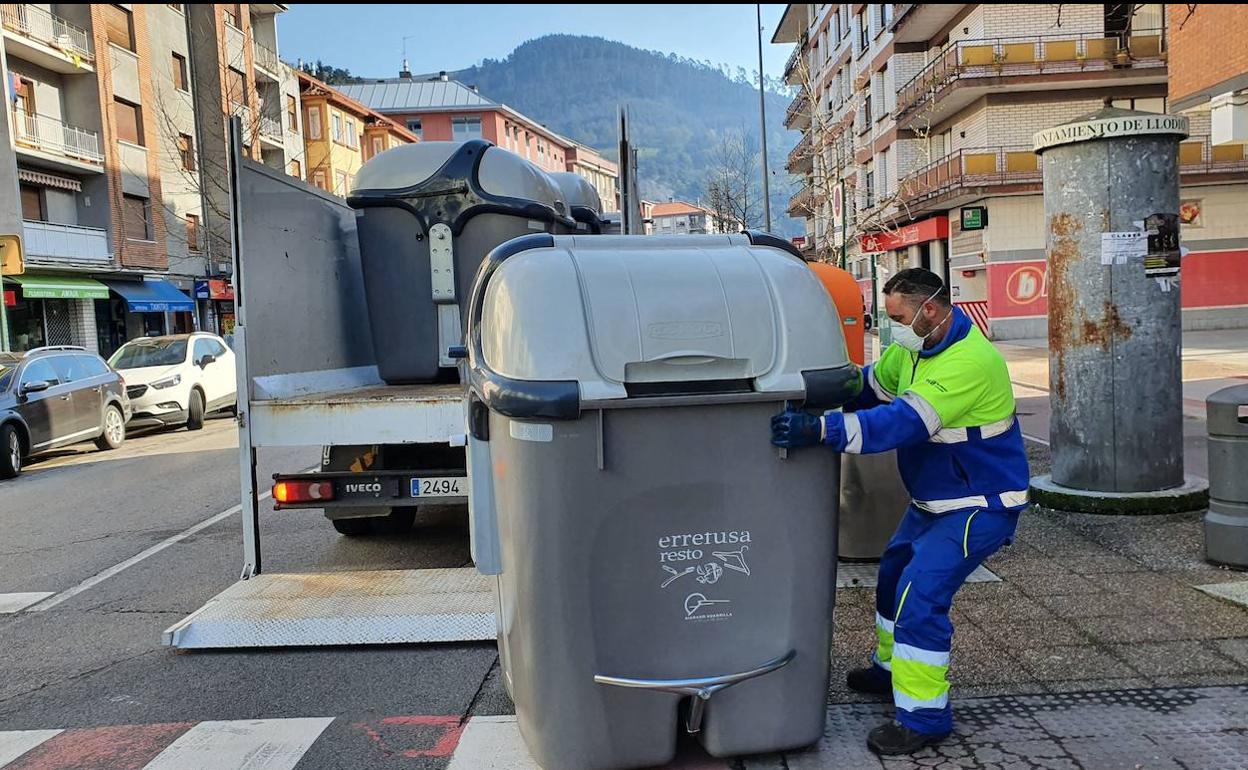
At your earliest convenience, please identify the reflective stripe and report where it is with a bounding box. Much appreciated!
[962,510,979,558]
[819,415,828,442]
[894,689,950,712]
[1000,489,1030,507]
[913,495,989,514]
[900,392,941,436]
[873,652,891,671]
[875,612,895,634]
[895,580,913,624]
[868,367,895,403]
[981,414,1016,439]
[893,643,951,668]
[929,427,968,444]
[843,413,863,453]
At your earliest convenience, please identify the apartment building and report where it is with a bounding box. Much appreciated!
[649,201,737,235]
[340,72,620,208]
[0,3,304,353]
[775,3,1248,339]
[297,71,417,198]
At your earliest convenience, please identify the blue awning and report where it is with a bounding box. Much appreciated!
[103,279,195,313]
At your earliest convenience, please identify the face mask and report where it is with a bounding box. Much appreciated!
[891,287,950,352]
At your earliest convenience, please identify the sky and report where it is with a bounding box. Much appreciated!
[278,4,791,83]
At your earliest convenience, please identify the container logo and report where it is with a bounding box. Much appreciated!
[647,321,724,340]
[684,593,731,620]
[659,531,752,622]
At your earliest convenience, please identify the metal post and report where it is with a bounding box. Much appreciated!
[1030,105,1207,514]
[756,4,771,232]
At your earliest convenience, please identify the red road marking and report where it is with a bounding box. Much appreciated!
[5,723,193,770]
[352,715,466,759]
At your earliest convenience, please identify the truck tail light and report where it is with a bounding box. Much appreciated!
[273,480,335,504]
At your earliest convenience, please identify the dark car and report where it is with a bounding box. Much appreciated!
[0,346,131,479]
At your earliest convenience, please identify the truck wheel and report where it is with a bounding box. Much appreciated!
[187,389,205,431]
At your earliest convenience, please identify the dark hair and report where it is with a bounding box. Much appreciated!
[883,268,951,306]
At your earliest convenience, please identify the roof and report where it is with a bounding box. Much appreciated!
[650,201,713,217]
[296,71,420,143]
[340,76,576,147]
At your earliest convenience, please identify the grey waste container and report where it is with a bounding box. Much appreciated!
[1205,384,1248,567]
[838,451,909,560]
[348,139,575,383]
[548,171,605,234]
[466,231,862,770]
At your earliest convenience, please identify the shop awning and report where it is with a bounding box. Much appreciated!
[103,279,195,312]
[9,274,110,299]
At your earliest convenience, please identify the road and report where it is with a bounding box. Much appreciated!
[0,417,508,769]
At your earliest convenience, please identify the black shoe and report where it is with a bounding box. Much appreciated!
[846,666,892,697]
[866,720,950,755]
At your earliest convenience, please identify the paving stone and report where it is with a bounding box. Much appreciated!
[1061,735,1183,769]
[977,618,1092,647]
[1017,645,1136,682]
[1004,571,1109,598]
[1213,638,1248,667]
[1041,677,1152,693]
[1061,554,1150,575]
[1125,640,1245,678]
[1030,592,1145,619]
[1067,615,1189,645]
[1147,673,1248,689]
[1157,604,1248,639]
[1146,730,1248,770]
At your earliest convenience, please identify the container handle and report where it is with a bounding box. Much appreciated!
[593,650,795,733]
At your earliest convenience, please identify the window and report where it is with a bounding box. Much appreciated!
[406,117,422,138]
[104,4,135,52]
[334,170,348,194]
[20,359,59,388]
[883,4,894,26]
[857,9,868,51]
[451,116,482,140]
[864,164,875,209]
[879,148,889,197]
[307,106,322,140]
[331,112,343,143]
[223,3,241,28]
[289,159,301,178]
[13,76,34,118]
[50,355,86,384]
[311,170,326,190]
[833,10,841,40]
[372,137,384,157]
[875,4,886,35]
[286,95,297,130]
[76,355,110,378]
[168,4,185,12]
[863,93,873,127]
[114,98,143,145]
[172,53,188,91]
[123,194,151,240]
[226,68,246,113]
[19,184,44,222]
[177,133,195,171]
[345,119,357,148]
[186,213,200,251]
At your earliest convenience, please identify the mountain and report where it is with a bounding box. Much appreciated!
[451,35,801,236]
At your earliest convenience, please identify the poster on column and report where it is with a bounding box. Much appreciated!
[989,261,1048,318]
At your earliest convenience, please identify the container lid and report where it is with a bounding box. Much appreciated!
[1033,105,1189,154]
[1207,384,1248,437]
[350,140,568,224]
[547,172,602,214]
[473,233,853,408]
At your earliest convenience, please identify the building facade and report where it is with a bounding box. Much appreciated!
[1,3,305,353]
[649,200,736,235]
[297,70,417,198]
[340,72,620,209]
[775,3,1248,339]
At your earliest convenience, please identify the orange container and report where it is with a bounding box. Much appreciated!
[808,262,865,366]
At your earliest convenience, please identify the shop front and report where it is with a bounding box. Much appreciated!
[100,279,197,352]
[2,274,110,352]
[194,278,235,339]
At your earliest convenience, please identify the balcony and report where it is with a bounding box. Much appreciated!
[0,4,94,73]
[896,145,1042,214]
[894,29,1168,129]
[788,187,813,216]
[252,39,280,80]
[783,35,807,85]
[12,109,104,172]
[258,113,284,146]
[785,93,810,130]
[23,220,110,265]
[1178,135,1248,181]
[786,132,813,174]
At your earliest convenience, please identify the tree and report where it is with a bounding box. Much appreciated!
[703,127,763,231]
[300,59,363,86]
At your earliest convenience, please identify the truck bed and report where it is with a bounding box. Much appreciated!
[247,381,467,447]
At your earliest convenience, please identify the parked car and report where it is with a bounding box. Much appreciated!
[108,333,237,431]
[0,346,131,479]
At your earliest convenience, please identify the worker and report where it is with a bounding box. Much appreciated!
[771,267,1030,755]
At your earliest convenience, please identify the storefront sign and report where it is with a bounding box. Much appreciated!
[3,289,14,307]
[859,216,949,253]
[1033,114,1188,152]
[989,261,1049,319]
[960,207,987,231]
[194,279,235,301]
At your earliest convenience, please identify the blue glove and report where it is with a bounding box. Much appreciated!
[771,408,822,448]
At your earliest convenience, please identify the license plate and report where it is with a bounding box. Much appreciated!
[411,476,464,498]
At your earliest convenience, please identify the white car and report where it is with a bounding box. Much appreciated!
[108,333,237,431]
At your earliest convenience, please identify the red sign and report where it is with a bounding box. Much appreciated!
[195,279,235,301]
[860,215,949,253]
[792,236,807,249]
[989,261,1048,319]
[3,289,14,307]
